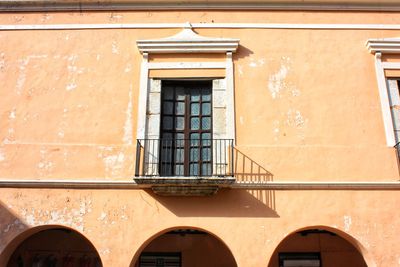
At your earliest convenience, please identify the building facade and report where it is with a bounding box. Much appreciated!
[1,1,400,266]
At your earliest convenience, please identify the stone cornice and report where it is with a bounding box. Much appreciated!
[2,0,400,11]
[136,25,239,54]
[367,38,400,54]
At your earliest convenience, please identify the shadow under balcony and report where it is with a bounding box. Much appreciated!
[134,138,235,196]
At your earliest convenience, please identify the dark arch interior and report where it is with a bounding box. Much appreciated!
[133,229,237,267]
[268,229,367,267]
[7,228,102,267]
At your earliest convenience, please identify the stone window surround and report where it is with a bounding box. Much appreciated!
[367,38,400,146]
[136,25,239,143]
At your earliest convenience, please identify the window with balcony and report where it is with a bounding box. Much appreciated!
[134,26,239,185]
[136,79,234,178]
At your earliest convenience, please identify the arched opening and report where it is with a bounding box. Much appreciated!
[268,227,367,267]
[132,227,237,267]
[6,226,102,267]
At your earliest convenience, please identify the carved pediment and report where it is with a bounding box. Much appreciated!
[137,23,239,54]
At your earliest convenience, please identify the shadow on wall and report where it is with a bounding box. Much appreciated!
[151,188,279,218]
[0,201,28,266]
[234,148,276,211]
[150,148,277,218]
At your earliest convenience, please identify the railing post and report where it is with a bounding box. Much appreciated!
[230,139,234,177]
[135,139,141,177]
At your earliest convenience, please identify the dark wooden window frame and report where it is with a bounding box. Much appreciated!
[139,252,182,267]
[160,80,213,177]
[278,252,322,267]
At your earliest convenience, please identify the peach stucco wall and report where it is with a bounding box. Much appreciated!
[0,9,400,267]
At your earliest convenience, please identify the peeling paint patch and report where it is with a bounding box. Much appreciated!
[123,86,133,145]
[124,63,132,73]
[41,13,52,22]
[65,54,84,91]
[272,120,280,141]
[18,196,92,232]
[37,148,55,176]
[0,148,5,162]
[268,59,289,99]
[110,13,123,22]
[286,109,308,129]
[16,58,29,95]
[2,219,25,234]
[249,58,265,68]
[66,83,77,91]
[99,248,110,256]
[344,215,352,231]
[111,40,119,54]
[0,52,5,71]
[237,65,243,76]
[9,109,16,120]
[98,212,107,221]
[103,152,125,177]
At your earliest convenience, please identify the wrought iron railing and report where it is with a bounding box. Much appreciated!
[135,139,234,177]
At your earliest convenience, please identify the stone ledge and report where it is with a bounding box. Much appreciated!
[152,185,219,196]
[133,176,235,185]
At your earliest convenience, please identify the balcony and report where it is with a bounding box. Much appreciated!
[134,139,235,196]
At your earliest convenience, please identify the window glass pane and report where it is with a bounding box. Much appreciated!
[175,138,185,148]
[201,163,212,176]
[190,133,200,140]
[190,163,199,176]
[202,89,211,101]
[161,148,172,162]
[163,116,173,130]
[202,136,211,146]
[175,133,184,140]
[202,148,211,161]
[162,133,173,140]
[190,148,199,161]
[202,103,211,115]
[190,138,199,147]
[163,102,173,115]
[160,164,172,176]
[176,117,184,130]
[163,88,174,100]
[175,102,185,115]
[175,164,184,176]
[176,87,185,100]
[202,117,211,130]
[175,148,184,163]
[191,117,200,130]
[202,133,211,140]
[191,89,200,101]
[191,103,200,115]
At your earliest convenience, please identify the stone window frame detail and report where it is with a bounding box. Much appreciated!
[367,38,400,146]
[135,25,239,175]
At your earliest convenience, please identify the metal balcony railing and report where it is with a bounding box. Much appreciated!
[135,139,234,178]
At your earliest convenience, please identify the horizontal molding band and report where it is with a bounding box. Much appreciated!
[3,23,400,31]
[230,181,400,190]
[148,62,227,70]
[2,3,400,12]
[0,179,399,190]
